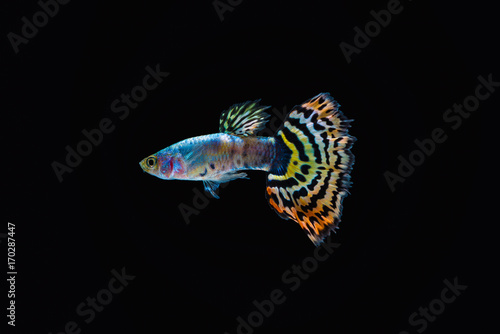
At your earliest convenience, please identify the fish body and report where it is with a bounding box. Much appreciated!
[140,94,356,245]
[149,133,275,181]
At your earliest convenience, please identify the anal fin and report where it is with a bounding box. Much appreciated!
[218,171,248,182]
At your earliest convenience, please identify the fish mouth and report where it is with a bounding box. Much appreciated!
[139,160,147,173]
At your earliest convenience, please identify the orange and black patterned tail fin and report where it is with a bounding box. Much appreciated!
[266,93,356,246]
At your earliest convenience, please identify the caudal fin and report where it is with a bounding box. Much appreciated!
[266,93,356,246]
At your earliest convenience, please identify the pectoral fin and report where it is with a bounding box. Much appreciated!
[203,180,221,199]
[202,172,249,199]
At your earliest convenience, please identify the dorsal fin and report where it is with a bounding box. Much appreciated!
[219,100,271,136]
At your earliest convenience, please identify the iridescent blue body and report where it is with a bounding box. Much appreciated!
[156,133,276,181]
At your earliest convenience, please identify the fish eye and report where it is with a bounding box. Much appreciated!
[146,157,156,168]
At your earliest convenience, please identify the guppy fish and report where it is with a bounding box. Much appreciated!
[139,93,356,246]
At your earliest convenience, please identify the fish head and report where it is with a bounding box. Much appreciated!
[139,151,186,180]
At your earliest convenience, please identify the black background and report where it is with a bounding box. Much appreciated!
[2,0,497,333]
